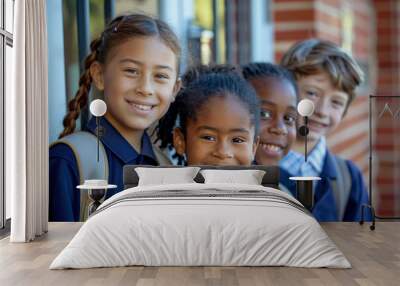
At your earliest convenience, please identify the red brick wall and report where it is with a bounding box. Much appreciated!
[373,0,400,217]
[272,0,375,204]
[273,0,400,217]
[224,0,252,65]
[274,0,320,61]
[328,0,374,183]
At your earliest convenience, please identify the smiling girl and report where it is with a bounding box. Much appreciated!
[157,65,260,166]
[242,62,298,166]
[49,14,181,221]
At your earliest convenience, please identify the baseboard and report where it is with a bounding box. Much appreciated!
[0,218,11,239]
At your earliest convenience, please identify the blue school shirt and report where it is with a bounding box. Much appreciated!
[280,137,326,179]
[279,149,371,222]
[49,117,158,222]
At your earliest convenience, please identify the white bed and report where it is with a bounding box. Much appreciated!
[50,182,350,269]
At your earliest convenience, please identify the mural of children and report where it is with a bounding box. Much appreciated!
[49,14,182,221]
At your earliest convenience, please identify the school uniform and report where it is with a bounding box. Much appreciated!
[49,117,161,222]
[280,137,371,222]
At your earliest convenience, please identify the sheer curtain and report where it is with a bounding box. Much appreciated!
[6,0,48,242]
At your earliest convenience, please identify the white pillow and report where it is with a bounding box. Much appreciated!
[200,169,266,185]
[135,167,201,186]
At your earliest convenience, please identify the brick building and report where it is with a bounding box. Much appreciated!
[273,0,400,217]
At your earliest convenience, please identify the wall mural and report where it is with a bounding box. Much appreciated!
[370,96,400,218]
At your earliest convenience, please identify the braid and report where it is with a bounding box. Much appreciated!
[157,99,181,148]
[59,37,102,138]
[156,98,186,164]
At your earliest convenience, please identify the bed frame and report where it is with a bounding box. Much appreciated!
[123,165,280,190]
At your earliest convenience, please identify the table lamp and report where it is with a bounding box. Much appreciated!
[77,99,116,217]
[289,99,320,211]
[297,99,315,162]
[89,99,107,162]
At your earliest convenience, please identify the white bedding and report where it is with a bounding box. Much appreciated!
[50,183,350,269]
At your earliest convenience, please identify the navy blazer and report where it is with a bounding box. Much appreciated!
[49,117,158,222]
[280,150,371,222]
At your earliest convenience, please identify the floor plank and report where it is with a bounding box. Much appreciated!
[0,222,398,286]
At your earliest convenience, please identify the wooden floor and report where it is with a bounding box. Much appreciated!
[0,222,399,286]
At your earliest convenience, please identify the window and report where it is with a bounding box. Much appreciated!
[60,0,159,135]
[1,0,14,233]
[115,0,158,16]
[190,0,226,65]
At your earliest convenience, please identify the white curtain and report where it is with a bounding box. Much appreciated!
[6,0,49,242]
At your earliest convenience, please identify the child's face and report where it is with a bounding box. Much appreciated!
[249,78,297,165]
[297,72,349,142]
[91,36,180,132]
[173,96,258,166]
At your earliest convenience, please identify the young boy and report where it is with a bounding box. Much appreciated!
[279,39,370,222]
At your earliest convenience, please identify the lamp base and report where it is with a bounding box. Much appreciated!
[289,177,321,212]
[88,188,107,216]
[295,180,314,211]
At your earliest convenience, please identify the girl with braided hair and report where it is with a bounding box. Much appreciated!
[157,64,260,166]
[50,14,181,221]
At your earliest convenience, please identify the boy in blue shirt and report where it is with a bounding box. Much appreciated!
[279,39,371,222]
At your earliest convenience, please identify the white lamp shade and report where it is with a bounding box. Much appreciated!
[297,99,315,117]
[90,99,107,117]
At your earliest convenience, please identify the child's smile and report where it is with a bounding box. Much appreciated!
[297,72,348,143]
[307,118,329,133]
[94,36,179,135]
[249,77,297,166]
[258,141,286,158]
[124,98,156,115]
[174,96,258,166]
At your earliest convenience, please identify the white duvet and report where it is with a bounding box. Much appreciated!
[50,183,350,269]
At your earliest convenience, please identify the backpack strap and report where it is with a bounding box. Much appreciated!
[50,131,109,221]
[330,156,352,220]
[152,144,173,166]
